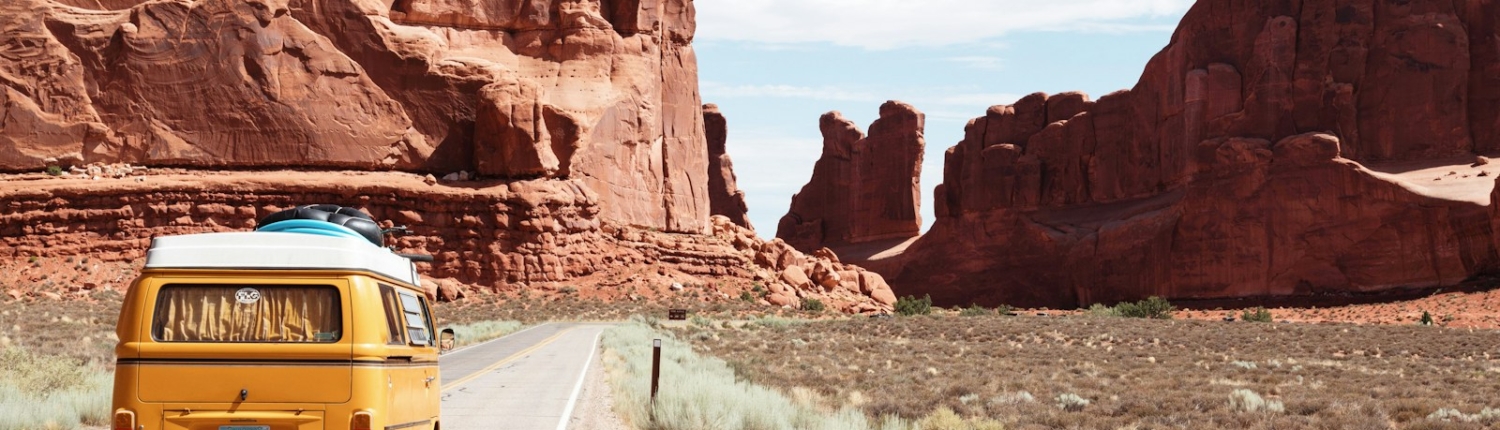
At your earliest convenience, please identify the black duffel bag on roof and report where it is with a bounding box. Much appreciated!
[256,204,384,247]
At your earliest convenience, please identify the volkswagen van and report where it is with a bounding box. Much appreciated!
[111,221,444,430]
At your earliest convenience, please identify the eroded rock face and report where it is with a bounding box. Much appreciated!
[704,104,752,230]
[777,101,924,252]
[0,0,708,233]
[0,172,895,313]
[886,0,1500,308]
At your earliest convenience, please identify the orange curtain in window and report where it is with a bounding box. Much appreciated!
[380,286,405,345]
[153,286,341,342]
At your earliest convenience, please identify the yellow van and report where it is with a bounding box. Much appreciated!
[111,214,447,430]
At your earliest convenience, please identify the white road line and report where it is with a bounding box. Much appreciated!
[442,323,549,357]
[555,330,602,430]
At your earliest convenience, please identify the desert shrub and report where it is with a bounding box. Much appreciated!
[45,165,62,176]
[1427,408,1469,422]
[740,291,756,302]
[1056,393,1090,412]
[1228,389,1284,413]
[441,320,523,348]
[690,314,715,327]
[751,315,803,329]
[958,305,989,317]
[1421,311,1435,326]
[600,320,911,430]
[802,298,826,313]
[1084,303,1118,317]
[1388,398,1442,423]
[1426,407,1500,424]
[993,304,1016,316]
[673,306,1500,430]
[0,348,112,430]
[1114,297,1175,319]
[895,295,933,316]
[916,407,1004,430]
[1241,307,1273,322]
[989,391,1036,406]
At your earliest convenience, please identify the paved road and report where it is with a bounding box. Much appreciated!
[439,323,612,430]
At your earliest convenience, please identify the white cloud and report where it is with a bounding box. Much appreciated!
[697,0,1194,50]
[1062,22,1184,33]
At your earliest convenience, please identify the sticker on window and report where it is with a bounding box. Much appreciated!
[235,288,262,305]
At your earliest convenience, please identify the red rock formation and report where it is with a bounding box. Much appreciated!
[778,101,924,252]
[0,171,895,313]
[884,0,1500,308]
[703,104,752,230]
[0,0,708,233]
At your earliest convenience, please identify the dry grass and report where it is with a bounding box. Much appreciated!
[9,283,1500,429]
[601,318,1013,430]
[600,319,905,430]
[0,348,112,430]
[0,289,122,367]
[675,315,1500,429]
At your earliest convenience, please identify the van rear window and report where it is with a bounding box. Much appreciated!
[152,285,342,343]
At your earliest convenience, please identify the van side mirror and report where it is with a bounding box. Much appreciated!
[439,328,455,354]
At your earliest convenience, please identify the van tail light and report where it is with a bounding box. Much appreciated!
[352,411,373,430]
[112,410,136,430]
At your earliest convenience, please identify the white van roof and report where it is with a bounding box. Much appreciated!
[144,232,421,286]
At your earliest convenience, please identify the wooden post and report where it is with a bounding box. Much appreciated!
[650,338,662,405]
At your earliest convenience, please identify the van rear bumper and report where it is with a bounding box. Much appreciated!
[160,409,324,430]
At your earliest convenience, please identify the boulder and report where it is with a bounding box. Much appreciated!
[436,279,467,302]
[809,261,841,291]
[421,279,440,302]
[767,291,798,308]
[780,266,813,290]
[870,287,897,307]
[813,247,841,264]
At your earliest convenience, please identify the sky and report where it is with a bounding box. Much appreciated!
[693,0,1196,237]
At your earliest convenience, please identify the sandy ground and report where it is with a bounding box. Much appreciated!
[1364,154,1498,204]
[1173,286,1500,328]
[569,344,630,430]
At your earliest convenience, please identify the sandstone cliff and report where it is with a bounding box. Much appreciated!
[0,171,897,313]
[704,104,752,230]
[777,101,924,252]
[0,0,708,233]
[0,0,897,312]
[866,0,1500,307]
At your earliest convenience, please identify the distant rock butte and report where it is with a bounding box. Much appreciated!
[777,101,924,252]
[704,104,752,230]
[796,0,1500,308]
[0,0,708,233]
